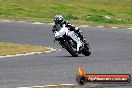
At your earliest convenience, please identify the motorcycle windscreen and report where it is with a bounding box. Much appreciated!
[55,24,62,31]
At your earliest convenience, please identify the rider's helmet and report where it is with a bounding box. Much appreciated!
[54,15,63,24]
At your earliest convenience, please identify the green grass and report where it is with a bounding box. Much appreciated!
[85,15,130,24]
[0,42,51,56]
[0,0,132,27]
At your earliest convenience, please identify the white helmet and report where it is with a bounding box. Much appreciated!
[54,15,63,24]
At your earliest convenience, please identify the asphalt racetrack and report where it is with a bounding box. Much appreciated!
[0,22,132,88]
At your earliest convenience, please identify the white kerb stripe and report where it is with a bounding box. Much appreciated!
[42,85,58,87]
[128,28,132,29]
[112,27,118,28]
[32,22,44,24]
[17,87,32,88]
[59,84,76,86]
[97,26,104,28]
[78,25,90,27]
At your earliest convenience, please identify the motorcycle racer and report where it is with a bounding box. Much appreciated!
[52,15,88,45]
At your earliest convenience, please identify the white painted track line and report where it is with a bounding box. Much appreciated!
[0,19,131,29]
[128,28,132,29]
[112,27,118,28]
[17,87,32,88]
[17,84,77,88]
[0,48,56,58]
[78,25,90,27]
[32,22,44,24]
[59,84,76,86]
[97,26,104,28]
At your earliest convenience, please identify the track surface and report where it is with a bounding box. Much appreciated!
[0,22,132,88]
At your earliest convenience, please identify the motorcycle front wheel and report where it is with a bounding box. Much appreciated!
[81,45,91,56]
[62,41,78,57]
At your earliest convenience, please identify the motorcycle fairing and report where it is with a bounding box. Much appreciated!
[54,25,82,52]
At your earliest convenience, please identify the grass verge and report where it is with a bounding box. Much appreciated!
[0,0,132,27]
[0,42,51,56]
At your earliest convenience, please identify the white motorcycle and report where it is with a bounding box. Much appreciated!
[54,25,91,57]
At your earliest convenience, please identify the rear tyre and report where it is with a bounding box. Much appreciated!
[63,41,78,57]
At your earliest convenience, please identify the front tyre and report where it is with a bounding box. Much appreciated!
[62,41,78,57]
[82,45,91,56]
